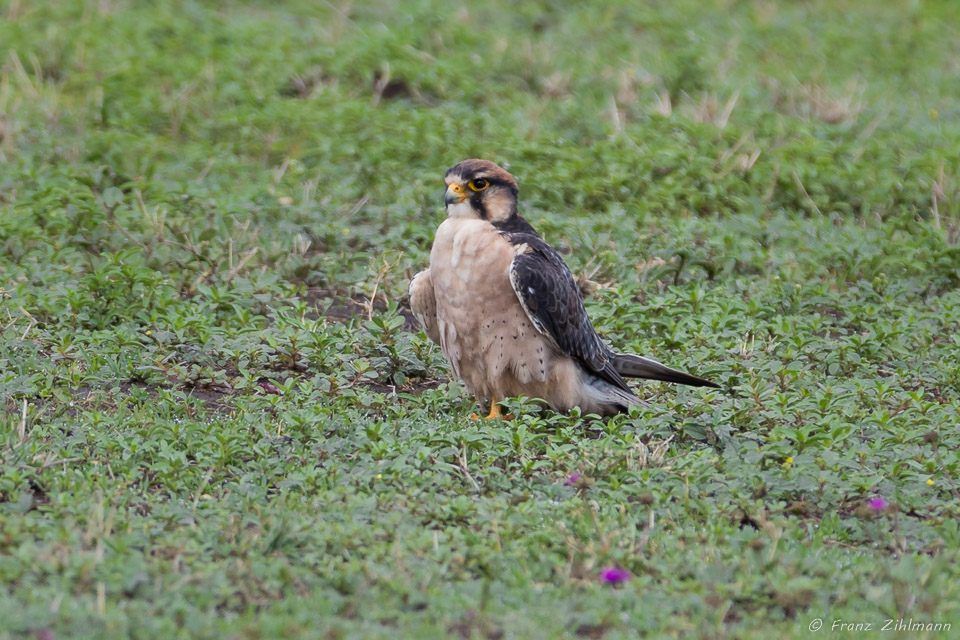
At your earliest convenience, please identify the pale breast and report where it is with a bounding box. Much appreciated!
[429,219,551,398]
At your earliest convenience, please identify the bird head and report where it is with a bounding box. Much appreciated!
[443,159,519,224]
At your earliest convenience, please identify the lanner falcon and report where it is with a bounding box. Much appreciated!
[409,159,719,419]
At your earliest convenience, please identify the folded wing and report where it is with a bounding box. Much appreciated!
[507,233,719,390]
[507,233,633,394]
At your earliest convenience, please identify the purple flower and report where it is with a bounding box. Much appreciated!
[257,380,282,395]
[869,496,887,511]
[565,472,582,486]
[599,566,631,584]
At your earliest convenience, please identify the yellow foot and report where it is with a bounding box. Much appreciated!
[485,406,515,420]
[471,400,513,421]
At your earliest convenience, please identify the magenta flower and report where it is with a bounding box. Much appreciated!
[869,496,887,511]
[257,380,282,395]
[565,472,581,486]
[599,566,631,584]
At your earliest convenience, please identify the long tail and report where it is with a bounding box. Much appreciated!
[612,353,720,388]
[582,374,650,416]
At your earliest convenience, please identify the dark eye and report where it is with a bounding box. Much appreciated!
[469,178,489,191]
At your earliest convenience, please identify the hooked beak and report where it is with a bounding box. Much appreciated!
[445,183,467,206]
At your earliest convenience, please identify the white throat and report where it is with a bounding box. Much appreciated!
[445,200,478,220]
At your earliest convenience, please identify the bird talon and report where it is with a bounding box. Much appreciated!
[480,398,512,420]
[469,398,512,421]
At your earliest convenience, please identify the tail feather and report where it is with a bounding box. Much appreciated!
[612,353,720,389]
[582,374,649,416]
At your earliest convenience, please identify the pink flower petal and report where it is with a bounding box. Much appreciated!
[258,380,282,395]
[599,566,631,584]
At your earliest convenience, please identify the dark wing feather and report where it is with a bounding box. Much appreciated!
[506,232,631,393]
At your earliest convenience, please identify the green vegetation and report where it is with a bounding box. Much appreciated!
[3,0,960,637]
